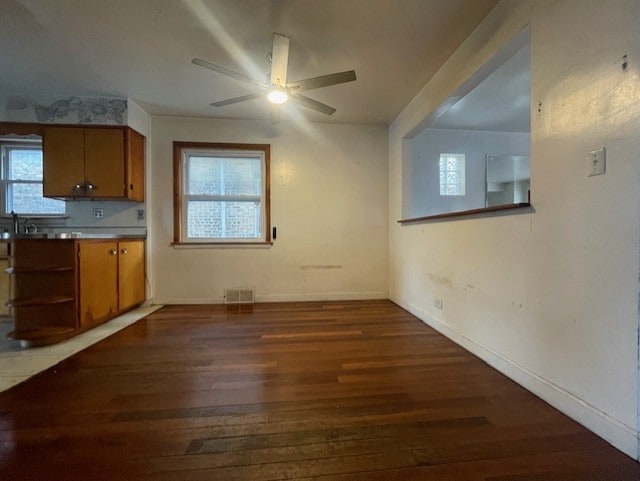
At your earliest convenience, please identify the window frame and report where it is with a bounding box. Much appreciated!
[0,139,66,217]
[173,141,271,245]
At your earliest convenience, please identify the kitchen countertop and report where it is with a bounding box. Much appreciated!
[1,233,146,240]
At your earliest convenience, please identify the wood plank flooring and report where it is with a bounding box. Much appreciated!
[0,300,638,480]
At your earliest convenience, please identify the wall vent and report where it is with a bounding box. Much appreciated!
[224,288,255,304]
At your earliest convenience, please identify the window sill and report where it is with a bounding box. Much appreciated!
[398,203,532,224]
[171,241,273,249]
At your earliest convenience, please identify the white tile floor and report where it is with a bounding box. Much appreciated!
[0,305,162,393]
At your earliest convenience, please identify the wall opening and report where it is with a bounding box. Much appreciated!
[402,27,531,219]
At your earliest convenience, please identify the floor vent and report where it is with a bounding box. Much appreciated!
[224,288,255,304]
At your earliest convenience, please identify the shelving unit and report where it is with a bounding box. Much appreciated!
[7,239,78,343]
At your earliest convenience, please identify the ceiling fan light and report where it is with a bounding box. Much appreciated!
[267,89,288,104]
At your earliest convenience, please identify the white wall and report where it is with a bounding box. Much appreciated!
[389,0,640,460]
[149,116,388,304]
[126,99,151,138]
[409,128,530,217]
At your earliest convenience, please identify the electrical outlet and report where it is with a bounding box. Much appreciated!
[93,208,104,219]
[137,209,145,220]
[588,147,606,177]
[434,297,443,310]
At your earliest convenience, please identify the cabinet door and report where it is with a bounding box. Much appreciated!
[0,243,9,317]
[0,259,8,316]
[43,127,85,197]
[125,128,145,202]
[118,240,145,311]
[84,128,125,198]
[79,242,118,326]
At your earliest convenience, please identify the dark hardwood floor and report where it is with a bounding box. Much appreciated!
[1,300,638,480]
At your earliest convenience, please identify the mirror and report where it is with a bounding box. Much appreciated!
[485,154,530,207]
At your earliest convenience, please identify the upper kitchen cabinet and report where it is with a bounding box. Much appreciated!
[125,129,145,202]
[43,126,145,201]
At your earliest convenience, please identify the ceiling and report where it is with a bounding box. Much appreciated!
[430,44,531,132]
[0,0,499,125]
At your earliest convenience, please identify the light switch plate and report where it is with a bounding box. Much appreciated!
[588,147,606,176]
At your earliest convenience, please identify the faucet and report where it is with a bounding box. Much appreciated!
[11,211,18,234]
[23,219,38,234]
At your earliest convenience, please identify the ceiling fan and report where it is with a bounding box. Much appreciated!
[192,33,356,123]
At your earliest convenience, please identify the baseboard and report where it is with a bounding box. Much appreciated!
[150,297,224,305]
[392,296,640,461]
[258,291,388,302]
[152,291,388,305]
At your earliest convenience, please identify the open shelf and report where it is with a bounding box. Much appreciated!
[6,266,74,274]
[8,327,77,345]
[398,203,531,224]
[6,296,75,307]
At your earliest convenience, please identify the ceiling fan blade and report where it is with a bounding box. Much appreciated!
[287,70,356,92]
[269,104,282,124]
[192,58,268,89]
[290,93,336,115]
[270,33,289,87]
[210,92,267,107]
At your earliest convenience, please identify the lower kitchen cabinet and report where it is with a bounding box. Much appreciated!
[79,241,119,326]
[118,240,145,311]
[7,238,145,345]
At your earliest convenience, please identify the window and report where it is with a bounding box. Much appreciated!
[0,141,65,215]
[439,153,466,196]
[173,142,270,244]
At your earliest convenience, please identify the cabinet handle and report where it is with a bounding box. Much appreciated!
[73,183,83,191]
[121,248,128,254]
[86,183,95,191]
[110,249,117,255]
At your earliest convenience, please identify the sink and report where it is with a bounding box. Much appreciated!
[0,233,48,239]
[0,232,85,240]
